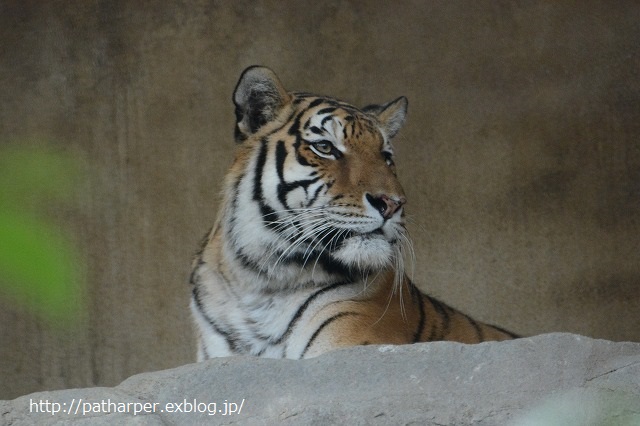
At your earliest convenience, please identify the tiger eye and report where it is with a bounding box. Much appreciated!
[313,141,333,155]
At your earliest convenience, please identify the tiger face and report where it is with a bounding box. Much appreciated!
[226,66,410,283]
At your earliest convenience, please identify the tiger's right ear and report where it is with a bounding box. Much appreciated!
[232,66,291,142]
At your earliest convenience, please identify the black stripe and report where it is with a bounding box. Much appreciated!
[191,285,239,352]
[274,140,291,210]
[189,257,205,288]
[320,115,334,126]
[317,106,337,115]
[198,338,211,360]
[275,140,287,181]
[278,177,322,205]
[293,249,353,277]
[253,138,269,202]
[226,181,241,236]
[292,94,312,104]
[466,315,484,341]
[189,226,213,287]
[300,311,360,358]
[490,325,520,339]
[276,281,353,347]
[200,343,210,360]
[293,138,311,166]
[193,226,212,261]
[231,237,351,278]
[252,138,280,232]
[289,107,309,135]
[308,98,325,109]
[307,184,324,206]
[426,295,450,341]
[233,246,264,272]
[409,282,426,343]
[309,125,323,135]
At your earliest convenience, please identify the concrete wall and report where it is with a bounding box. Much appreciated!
[1,1,638,399]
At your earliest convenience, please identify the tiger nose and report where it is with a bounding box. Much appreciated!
[366,193,406,220]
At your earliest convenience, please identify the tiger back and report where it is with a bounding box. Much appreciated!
[189,66,516,360]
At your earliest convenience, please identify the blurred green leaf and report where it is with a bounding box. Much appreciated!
[0,211,83,324]
[0,144,86,327]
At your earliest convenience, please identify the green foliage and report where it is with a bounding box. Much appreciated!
[0,144,86,326]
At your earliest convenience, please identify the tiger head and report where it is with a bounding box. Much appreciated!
[224,66,410,284]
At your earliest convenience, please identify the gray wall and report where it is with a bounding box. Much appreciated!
[1,1,639,399]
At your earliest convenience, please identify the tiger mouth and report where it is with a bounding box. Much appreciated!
[297,227,389,252]
[330,228,390,247]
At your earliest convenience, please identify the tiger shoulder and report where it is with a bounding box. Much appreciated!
[189,65,518,360]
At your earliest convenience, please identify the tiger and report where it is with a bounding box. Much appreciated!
[189,65,517,360]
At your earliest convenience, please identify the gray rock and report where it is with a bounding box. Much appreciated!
[2,333,639,425]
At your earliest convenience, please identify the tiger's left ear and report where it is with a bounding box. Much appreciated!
[363,96,408,140]
[233,66,291,142]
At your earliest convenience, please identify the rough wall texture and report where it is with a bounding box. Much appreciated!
[1,1,639,399]
[2,334,640,425]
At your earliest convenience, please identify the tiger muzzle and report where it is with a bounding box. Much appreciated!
[366,193,406,220]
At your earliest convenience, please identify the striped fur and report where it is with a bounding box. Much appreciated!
[190,66,516,360]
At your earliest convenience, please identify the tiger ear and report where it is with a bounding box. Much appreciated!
[233,66,291,142]
[363,96,408,139]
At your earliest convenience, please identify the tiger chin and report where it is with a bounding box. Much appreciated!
[189,65,517,361]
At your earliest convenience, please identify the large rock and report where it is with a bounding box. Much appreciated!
[2,333,639,425]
